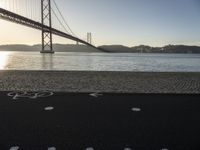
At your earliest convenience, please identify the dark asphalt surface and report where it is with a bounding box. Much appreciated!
[0,91,200,150]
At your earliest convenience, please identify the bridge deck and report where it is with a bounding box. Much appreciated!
[0,8,98,50]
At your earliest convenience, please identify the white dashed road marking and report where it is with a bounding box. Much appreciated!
[161,149,169,150]
[124,148,132,150]
[89,93,103,98]
[10,146,20,150]
[85,147,94,150]
[44,106,54,111]
[132,107,141,112]
[48,147,56,150]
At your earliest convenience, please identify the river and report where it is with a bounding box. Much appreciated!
[0,51,200,72]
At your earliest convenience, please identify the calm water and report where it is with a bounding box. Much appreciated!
[0,51,200,72]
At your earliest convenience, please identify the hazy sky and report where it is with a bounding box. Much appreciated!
[0,0,200,46]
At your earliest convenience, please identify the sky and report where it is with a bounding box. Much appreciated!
[0,0,200,47]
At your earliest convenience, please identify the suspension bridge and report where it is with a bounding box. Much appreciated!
[0,0,99,53]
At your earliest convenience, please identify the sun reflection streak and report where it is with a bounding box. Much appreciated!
[0,52,10,69]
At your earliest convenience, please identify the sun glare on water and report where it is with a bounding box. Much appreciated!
[0,52,10,69]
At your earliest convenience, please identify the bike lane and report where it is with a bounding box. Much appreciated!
[0,91,200,150]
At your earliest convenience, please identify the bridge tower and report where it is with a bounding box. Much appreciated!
[87,32,92,44]
[41,0,54,53]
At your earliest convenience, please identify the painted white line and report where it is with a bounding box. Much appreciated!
[48,147,56,150]
[44,106,54,111]
[85,147,94,150]
[10,146,20,150]
[161,149,169,150]
[124,148,132,150]
[132,107,141,112]
[7,91,54,100]
[89,93,103,98]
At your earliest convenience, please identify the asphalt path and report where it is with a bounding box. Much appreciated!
[0,91,200,150]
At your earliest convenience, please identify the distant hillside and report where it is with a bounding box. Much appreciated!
[0,44,101,52]
[0,44,37,51]
[0,44,200,53]
[99,45,200,53]
[97,45,132,53]
[158,45,200,53]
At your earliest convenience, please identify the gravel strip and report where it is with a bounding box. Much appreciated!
[0,70,199,93]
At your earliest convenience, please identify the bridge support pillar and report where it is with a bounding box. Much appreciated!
[41,0,54,53]
[87,32,92,44]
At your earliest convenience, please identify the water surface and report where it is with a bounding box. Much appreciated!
[0,51,200,72]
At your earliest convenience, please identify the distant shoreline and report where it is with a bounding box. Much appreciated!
[0,44,200,53]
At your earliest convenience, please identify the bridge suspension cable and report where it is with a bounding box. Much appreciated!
[0,0,80,38]
[0,0,100,53]
[51,8,70,34]
[51,0,78,37]
[0,0,41,22]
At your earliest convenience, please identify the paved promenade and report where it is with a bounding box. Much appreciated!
[0,71,200,93]
[0,92,200,149]
[0,71,200,149]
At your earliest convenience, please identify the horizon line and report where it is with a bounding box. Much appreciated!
[0,43,200,48]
